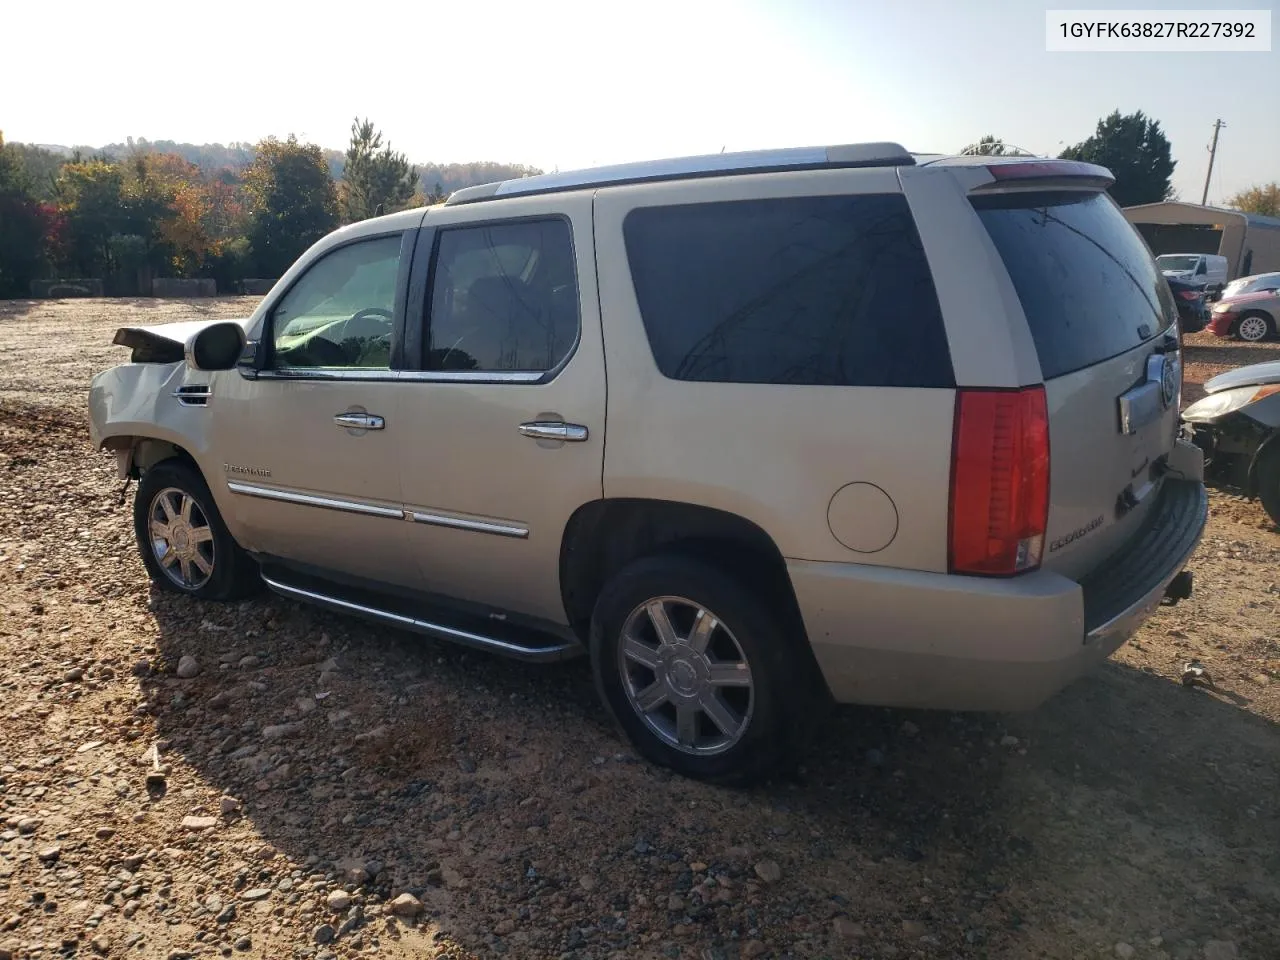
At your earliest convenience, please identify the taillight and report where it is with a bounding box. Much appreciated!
[1177,290,1200,301]
[949,387,1050,576]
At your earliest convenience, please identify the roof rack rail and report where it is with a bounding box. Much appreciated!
[444,142,915,206]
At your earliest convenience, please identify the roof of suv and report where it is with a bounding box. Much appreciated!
[444,142,918,206]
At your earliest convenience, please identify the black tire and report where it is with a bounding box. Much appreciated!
[1234,311,1276,343]
[133,459,261,601]
[589,553,807,785]
[1257,444,1280,528]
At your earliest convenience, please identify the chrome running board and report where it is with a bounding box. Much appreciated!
[260,569,581,663]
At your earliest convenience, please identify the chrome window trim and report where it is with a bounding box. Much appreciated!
[400,370,545,384]
[247,369,548,384]
[408,510,528,539]
[226,481,403,519]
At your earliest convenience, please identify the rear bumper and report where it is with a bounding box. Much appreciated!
[791,477,1207,712]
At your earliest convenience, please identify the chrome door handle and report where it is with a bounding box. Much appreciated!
[334,412,385,430]
[518,421,588,442]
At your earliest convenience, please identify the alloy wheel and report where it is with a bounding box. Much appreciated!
[618,596,754,756]
[148,487,215,590]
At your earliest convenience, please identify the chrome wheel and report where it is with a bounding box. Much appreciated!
[148,487,215,590]
[618,596,754,756]
[1238,315,1270,342]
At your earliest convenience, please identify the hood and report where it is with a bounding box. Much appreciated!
[1204,360,1280,394]
[113,317,251,363]
[1215,290,1277,308]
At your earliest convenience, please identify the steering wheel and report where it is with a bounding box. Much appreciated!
[339,307,394,342]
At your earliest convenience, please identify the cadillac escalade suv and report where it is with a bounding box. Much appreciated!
[88,143,1207,783]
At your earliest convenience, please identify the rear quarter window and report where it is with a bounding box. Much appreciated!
[973,191,1176,380]
[622,194,954,388]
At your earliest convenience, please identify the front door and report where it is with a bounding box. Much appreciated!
[396,194,605,625]
[211,229,418,588]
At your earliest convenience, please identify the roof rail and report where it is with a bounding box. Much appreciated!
[444,142,915,206]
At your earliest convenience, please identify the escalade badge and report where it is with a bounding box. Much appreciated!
[224,463,271,478]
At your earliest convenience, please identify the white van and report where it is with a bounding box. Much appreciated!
[1156,253,1229,296]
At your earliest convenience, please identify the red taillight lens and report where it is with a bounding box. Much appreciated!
[949,387,1050,576]
[1177,290,1199,301]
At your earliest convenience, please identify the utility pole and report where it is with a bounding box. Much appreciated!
[1201,119,1225,206]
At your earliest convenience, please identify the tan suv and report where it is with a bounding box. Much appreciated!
[89,143,1207,783]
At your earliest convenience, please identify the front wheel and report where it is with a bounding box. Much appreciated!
[590,554,806,784]
[1257,445,1280,528]
[1236,312,1275,343]
[133,460,262,601]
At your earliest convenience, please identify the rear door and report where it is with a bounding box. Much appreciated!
[970,188,1182,578]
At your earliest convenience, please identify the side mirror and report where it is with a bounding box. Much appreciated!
[185,322,247,371]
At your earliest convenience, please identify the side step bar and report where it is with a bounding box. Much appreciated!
[260,570,582,663]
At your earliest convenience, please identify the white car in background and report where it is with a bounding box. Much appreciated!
[1221,271,1280,300]
[1156,253,1229,297]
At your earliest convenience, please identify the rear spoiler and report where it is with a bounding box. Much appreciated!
[969,160,1115,192]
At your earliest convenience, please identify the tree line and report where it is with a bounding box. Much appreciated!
[0,119,540,298]
[961,109,1278,216]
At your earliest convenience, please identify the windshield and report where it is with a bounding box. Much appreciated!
[1156,255,1200,272]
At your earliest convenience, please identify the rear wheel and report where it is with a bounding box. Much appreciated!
[1236,312,1275,343]
[590,554,805,785]
[133,460,261,601]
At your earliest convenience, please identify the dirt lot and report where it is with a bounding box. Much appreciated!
[1,298,1278,960]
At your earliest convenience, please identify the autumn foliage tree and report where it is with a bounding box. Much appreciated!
[1228,183,1280,218]
[243,136,339,277]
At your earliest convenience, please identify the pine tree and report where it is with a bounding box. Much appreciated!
[341,118,418,223]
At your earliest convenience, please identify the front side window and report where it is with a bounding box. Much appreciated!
[622,195,954,388]
[426,219,579,373]
[271,235,402,370]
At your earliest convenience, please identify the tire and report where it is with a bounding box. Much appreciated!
[1235,311,1275,343]
[133,459,262,601]
[589,553,807,785]
[1257,444,1280,528]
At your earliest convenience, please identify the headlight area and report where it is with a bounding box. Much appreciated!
[1182,385,1280,423]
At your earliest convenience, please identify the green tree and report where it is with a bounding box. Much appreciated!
[0,132,50,296]
[1228,182,1280,218]
[341,118,418,222]
[10,143,65,201]
[1059,110,1175,207]
[963,135,1009,156]
[243,135,339,277]
[52,158,128,276]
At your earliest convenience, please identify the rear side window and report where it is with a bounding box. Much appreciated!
[426,219,579,373]
[974,191,1176,380]
[622,195,954,388]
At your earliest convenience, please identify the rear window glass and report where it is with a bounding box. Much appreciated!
[622,195,954,388]
[974,191,1175,380]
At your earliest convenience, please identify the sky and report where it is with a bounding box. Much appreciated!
[2,0,1276,204]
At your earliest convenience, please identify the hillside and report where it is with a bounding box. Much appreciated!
[25,137,542,195]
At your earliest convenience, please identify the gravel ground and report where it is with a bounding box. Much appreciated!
[1,298,1278,960]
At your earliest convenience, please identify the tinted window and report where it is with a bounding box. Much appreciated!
[623,195,953,387]
[426,219,578,373]
[619,193,952,389]
[974,192,1175,380]
[271,235,402,370]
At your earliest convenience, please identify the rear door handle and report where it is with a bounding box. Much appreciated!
[334,412,385,430]
[518,421,588,442]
